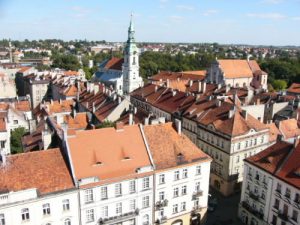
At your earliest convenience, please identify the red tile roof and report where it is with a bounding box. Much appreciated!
[266,123,281,143]
[218,60,253,79]
[246,141,300,189]
[67,125,152,183]
[287,83,300,94]
[143,123,211,170]
[279,119,300,139]
[0,148,74,194]
[104,57,124,71]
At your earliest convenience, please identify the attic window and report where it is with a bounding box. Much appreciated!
[266,156,274,163]
[93,161,103,166]
[294,168,300,177]
[122,156,131,161]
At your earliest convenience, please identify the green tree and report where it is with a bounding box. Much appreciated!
[96,121,116,129]
[11,127,27,154]
[51,54,81,70]
[272,80,287,91]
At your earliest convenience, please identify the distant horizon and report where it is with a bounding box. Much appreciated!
[0,0,299,46]
[3,39,300,48]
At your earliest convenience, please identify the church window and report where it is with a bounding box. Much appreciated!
[133,57,136,65]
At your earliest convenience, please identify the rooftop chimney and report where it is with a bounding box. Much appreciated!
[241,110,248,120]
[115,121,124,131]
[228,106,236,118]
[0,151,6,166]
[198,81,202,93]
[175,119,182,135]
[189,80,193,87]
[166,79,170,88]
[201,81,207,93]
[129,112,134,125]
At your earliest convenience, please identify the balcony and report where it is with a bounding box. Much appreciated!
[192,190,203,200]
[249,191,259,201]
[241,201,264,220]
[98,209,139,224]
[155,199,168,210]
[278,211,289,222]
[155,216,168,224]
[192,205,205,213]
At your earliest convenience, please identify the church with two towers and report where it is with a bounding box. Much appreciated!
[93,15,144,95]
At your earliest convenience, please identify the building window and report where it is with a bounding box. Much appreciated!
[255,172,260,181]
[0,141,5,149]
[129,180,136,193]
[173,187,179,198]
[173,204,178,214]
[86,209,94,223]
[64,219,71,225]
[159,208,164,217]
[101,206,108,218]
[101,186,108,199]
[142,196,150,208]
[174,171,180,181]
[236,156,240,163]
[196,165,201,175]
[43,203,51,215]
[181,202,186,211]
[116,203,122,215]
[115,183,122,197]
[292,210,298,222]
[245,141,248,148]
[295,193,300,203]
[276,183,282,193]
[237,143,241,150]
[129,199,136,211]
[181,186,187,195]
[195,182,201,191]
[159,191,165,201]
[21,208,30,221]
[182,168,188,178]
[0,214,5,225]
[63,199,70,211]
[159,174,165,184]
[261,136,264,143]
[285,188,291,199]
[274,199,280,209]
[13,120,18,125]
[143,177,150,190]
[143,215,149,225]
[84,189,93,203]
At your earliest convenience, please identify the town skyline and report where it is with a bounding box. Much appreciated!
[0,0,300,46]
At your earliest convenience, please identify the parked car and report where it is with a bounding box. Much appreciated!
[208,194,218,212]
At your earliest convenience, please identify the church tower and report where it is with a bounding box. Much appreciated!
[123,14,143,94]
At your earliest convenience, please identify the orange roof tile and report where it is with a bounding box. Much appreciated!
[104,57,124,71]
[14,100,31,111]
[287,83,300,94]
[67,125,152,182]
[143,123,211,170]
[266,123,281,143]
[279,118,300,139]
[182,70,206,76]
[64,113,88,130]
[18,66,32,73]
[63,70,79,76]
[0,148,74,194]
[218,60,253,79]
[246,141,300,189]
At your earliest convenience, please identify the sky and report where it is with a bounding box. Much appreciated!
[0,0,299,46]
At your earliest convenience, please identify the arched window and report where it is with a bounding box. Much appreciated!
[64,218,71,225]
[143,214,149,225]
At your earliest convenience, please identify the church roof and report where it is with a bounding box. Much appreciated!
[101,57,124,71]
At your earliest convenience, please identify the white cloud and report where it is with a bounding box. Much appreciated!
[202,9,218,16]
[292,16,300,21]
[246,13,286,20]
[176,5,195,11]
[169,15,184,22]
[160,0,169,3]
